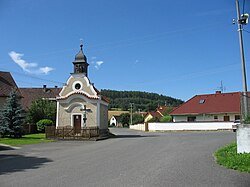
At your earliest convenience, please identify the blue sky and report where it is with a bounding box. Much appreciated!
[0,0,249,101]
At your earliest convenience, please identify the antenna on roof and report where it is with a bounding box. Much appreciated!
[215,81,226,93]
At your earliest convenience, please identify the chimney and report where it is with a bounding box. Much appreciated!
[43,85,47,92]
[216,91,221,94]
[55,85,58,89]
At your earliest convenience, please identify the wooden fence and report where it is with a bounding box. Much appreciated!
[45,126,99,140]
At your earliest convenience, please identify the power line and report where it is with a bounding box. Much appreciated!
[2,21,231,63]
[243,29,250,33]
[0,68,65,86]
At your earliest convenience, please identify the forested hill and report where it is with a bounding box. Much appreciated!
[100,89,184,111]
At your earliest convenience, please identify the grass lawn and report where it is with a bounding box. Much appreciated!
[0,134,54,146]
[214,142,250,173]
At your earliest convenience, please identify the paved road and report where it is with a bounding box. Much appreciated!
[0,128,249,187]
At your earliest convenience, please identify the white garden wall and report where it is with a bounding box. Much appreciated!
[130,123,145,131]
[130,122,234,131]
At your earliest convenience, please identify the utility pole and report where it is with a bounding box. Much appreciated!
[236,0,249,119]
[130,103,134,125]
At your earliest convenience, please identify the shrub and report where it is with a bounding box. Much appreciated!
[132,113,144,125]
[244,116,250,124]
[27,99,56,125]
[148,117,160,122]
[36,119,53,132]
[119,113,130,126]
[160,115,172,122]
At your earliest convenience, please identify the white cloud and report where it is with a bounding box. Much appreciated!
[94,60,104,69]
[96,61,104,66]
[9,51,37,72]
[9,51,54,75]
[39,67,54,74]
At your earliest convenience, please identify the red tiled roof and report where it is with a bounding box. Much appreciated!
[147,111,163,118]
[157,106,167,116]
[0,71,22,97]
[101,95,110,103]
[19,88,61,109]
[88,85,109,103]
[170,92,242,115]
[156,105,176,115]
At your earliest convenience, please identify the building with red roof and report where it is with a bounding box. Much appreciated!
[19,86,61,110]
[170,91,246,122]
[144,105,175,122]
[0,71,22,108]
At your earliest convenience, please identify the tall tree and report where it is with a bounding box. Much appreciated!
[0,89,24,137]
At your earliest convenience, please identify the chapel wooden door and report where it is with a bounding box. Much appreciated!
[73,115,81,133]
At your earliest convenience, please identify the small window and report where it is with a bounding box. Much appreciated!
[199,99,205,104]
[72,81,83,91]
[187,116,196,122]
[75,83,81,90]
[235,115,240,120]
[224,116,230,122]
[214,116,218,120]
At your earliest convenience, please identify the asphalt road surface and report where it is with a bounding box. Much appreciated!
[0,128,249,187]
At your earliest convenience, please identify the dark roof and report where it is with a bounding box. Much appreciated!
[0,71,22,97]
[19,88,61,109]
[74,44,87,64]
[170,92,243,115]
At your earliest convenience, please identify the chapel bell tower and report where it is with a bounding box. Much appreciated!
[73,44,89,76]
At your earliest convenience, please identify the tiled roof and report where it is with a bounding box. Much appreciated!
[147,111,163,118]
[156,106,167,116]
[170,92,242,115]
[101,95,109,103]
[93,85,109,103]
[57,90,109,103]
[57,91,99,100]
[156,106,175,115]
[19,88,61,109]
[0,71,21,97]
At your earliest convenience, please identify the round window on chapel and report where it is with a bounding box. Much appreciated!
[75,83,81,90]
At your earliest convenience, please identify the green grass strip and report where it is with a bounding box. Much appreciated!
[0,134,54,146]
[214,142,250,173]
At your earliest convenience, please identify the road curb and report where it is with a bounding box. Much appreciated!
[0,143,20,151]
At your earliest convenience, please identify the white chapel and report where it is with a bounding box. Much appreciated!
[56,44,109,136]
